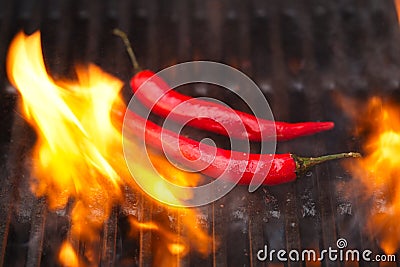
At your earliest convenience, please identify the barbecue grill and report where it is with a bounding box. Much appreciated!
[1,0,399,266]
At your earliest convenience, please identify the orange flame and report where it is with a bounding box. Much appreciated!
[59,241,80,267]
[6,31,212,265]
[396,0,400,24]
[345,96,400,254]
[7,31,126,243]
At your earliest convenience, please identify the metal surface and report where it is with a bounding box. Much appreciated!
[0,0,400,266]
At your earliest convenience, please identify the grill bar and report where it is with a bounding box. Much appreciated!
[138,195,153,267]
[0,0,14,86]
[212,200,228,267]
[0,106,17,266]
[1,112,36,266]
[101,207,118,267]
[0,161,12,267]
[247,191,267,267]
[26,197,46,267]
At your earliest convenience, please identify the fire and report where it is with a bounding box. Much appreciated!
[6,31,211,265]
[7,31,125,242]
[345,96,400,254]
[59,241,79,267]
[168,243,187,255]
[396,0,400,25]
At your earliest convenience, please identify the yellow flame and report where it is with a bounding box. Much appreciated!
[7,31,126,245]
[168,242,187,256]
[59,241,80,267]
[346,97,400,254]
[6,31,212,265]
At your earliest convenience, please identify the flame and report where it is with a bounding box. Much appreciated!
[345,96,400,254]
[168,243,187,255]
[59,241,80,267]
[7,31,126,243]
[6,31,211,265]
[339,1,400,255]
[396,0,400,24]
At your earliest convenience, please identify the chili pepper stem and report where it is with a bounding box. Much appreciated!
[292,152,361,174]
[112,28,142,73]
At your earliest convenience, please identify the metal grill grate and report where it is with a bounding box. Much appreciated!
[1,0,400,266]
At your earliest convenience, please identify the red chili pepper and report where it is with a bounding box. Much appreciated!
[130,70,334,141]
[113,29,334,142]
[113,108,360,186]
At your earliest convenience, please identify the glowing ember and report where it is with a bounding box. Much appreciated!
[6,31,211,265]
[345,97,400,254]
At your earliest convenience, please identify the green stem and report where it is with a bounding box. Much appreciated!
[293,152,361,174]
[112,28,142,74]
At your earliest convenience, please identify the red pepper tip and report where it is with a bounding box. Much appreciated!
[299,121,335,135]
[276,121,335,141]
[306,121,334,132]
